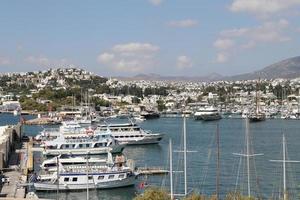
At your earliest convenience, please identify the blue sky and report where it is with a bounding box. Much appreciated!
[0,0,300,76]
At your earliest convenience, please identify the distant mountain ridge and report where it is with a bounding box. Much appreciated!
[228,56,300,80]
[117,56,300,81]
[116,73,224,82]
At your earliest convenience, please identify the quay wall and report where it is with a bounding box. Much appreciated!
[0,123,22,169]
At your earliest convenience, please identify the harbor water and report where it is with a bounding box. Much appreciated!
[2,113,300,199]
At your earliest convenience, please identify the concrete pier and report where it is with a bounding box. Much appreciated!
[0,124,26,198]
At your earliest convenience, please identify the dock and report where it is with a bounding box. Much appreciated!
[23,117,61,125]
[136,167,169,175]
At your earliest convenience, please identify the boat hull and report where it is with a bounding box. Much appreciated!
[43,144,125,156]
[117,135,163,145]
[34,176,136,191]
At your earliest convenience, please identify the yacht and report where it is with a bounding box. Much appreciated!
[33,155,136,191]
[41,130,125,156]
[194,106,222,121]
[40,155,108,172]
[97,122,163,145]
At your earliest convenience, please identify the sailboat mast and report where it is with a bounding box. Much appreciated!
[216,123,220,200]
[183,116,187,196]
[56,157,59,200]
[86,154,89,200]
[169,138,174,200]
[283,135,287,200]
[246,118,251,197]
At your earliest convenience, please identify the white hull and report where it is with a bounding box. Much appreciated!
[43,145,125,156]
[117,135,163,145]
[34,175,135,191]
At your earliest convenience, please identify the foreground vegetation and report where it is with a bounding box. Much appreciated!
[134,187,260,200]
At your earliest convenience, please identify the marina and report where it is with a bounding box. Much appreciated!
[1,113,300,199]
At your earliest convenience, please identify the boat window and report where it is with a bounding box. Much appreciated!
[88,176,93,180]
[64,177,69,182]
[79,144,83,148]
[72,177,78,182]
[65,145,69,148]
[108,175,114,179]
[72,144,75,148]
[98,176,104,180]
[86,144,90,148]
[118,174,125,179]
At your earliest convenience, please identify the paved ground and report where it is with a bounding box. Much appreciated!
[1,170,25,198]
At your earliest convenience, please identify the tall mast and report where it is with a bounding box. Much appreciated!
[283,135,286,200]
[246,117,251,197]
[255,79,260,115]
[183,115,187,196]
[233,118,263,198]
[169,139,174,200]
[270,134,300,200]
[86,153,89,200]
[56,157,59,200]
[216,123,220,200]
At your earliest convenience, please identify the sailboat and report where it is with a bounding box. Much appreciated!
[249,79,266,122]
[270,134,300,200]
[170,116,196,198]
[233,118,263,198]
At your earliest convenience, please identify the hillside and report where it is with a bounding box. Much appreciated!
[228,56,300,80]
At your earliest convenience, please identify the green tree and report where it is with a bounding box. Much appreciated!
[134,188,169,200]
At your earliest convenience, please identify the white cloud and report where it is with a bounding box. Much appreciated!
[213,19,291,63]
[230,0,300,15]
[97,42,159,73]
[213,39,235,50]
[25,56,50,66]
[25,55,75,67]
[215,53,228,63]
[177,55,192,69]
[0,57,11,65]
[112,43,159,53]
[97,53,115,63]
[149,0,163,6]
[168,19,198,28]
[220,19,290,43]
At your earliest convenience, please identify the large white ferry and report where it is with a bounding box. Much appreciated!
[194,106,222,121]
[97,122,164,145]
[33,155,136,191]
[41,130,125,156]
[37,121,164,145]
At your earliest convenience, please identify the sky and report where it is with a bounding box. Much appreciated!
[0,0,300,77]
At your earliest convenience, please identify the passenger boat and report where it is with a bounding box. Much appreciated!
[40,155,107,172]
[41,130,125,156]
[194,106,222,121]
[33,155,137,191]
[97,122,164,145]
[37,121,164,145]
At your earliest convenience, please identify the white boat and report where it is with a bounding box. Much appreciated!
[40,155,108,172]
[37,121,163,145]
[41,130,125,156]
[194,106,222,121]
[33,155,136,191]
[133,115,146,123]
[97,122,163,145]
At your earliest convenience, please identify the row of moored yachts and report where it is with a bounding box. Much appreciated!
[30,121,163,191]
